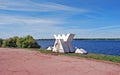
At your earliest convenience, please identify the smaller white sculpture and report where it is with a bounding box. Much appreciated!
[75,48,88,54]
[46,46,53,50]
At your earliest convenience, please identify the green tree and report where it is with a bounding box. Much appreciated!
[8,38,16,47]
[22,35,40,48]
[2,38,17,48]
[16,37,25,48]
[0,38,3,47]
[2,39,9,47]
[1,35,40,48]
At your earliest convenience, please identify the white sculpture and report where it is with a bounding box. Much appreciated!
[46,46,53,50]
[46,33,88,54]
[52,34,75,53]
[75,48,88,54]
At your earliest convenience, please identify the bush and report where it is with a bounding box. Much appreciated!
[1,35,40,48]
[0,38,3,47]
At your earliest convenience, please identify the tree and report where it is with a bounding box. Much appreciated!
[0,38,3,47]
[2,38,17,48]
[8,37,17,47]
[2,39,9,47]
[16,37,25,48]
[22,35,40,48]
[1,35,40,48]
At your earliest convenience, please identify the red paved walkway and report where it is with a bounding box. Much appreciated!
[0,48,120,75]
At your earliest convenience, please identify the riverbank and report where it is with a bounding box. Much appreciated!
[0,48,120,75]
[31,49,120,63]
[1,48,120,63]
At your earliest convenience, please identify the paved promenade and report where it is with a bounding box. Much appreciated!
[0,48,120,75]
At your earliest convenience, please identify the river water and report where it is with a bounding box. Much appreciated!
[36,39,120,56]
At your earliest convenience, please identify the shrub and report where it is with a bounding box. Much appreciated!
[1,35,40,48]
[0,38,3,47]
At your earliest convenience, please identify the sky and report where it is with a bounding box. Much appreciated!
[0,0,120,39]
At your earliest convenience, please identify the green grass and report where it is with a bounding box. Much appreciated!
[3,48,120,63]
[80,53,120,63]
[28,48,120,63]
[62,53,120,63]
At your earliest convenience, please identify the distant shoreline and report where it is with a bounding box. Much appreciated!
[36,38,120,40]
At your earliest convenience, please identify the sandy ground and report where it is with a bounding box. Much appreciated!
[0,48,120,75]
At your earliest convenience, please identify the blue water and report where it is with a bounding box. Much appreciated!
[36,39,120,56]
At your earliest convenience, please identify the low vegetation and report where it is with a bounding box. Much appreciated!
[34,49,120,63]
[1,35,40,48]
[0,38,3,47]
[63,53,120,63]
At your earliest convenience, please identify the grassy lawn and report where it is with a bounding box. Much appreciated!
[28,48,120,63]
[63,53,120,63]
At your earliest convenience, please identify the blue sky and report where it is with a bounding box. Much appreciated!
[0,0,120,39]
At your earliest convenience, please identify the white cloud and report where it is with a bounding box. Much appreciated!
[0,14,120,39]
[0,14,66,38]
[0,14,62,25]
[0,0,89,13]
[88,25,120,31]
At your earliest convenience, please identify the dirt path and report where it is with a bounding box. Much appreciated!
[0,48,120,75]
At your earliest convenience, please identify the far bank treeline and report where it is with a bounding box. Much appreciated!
[0,35,40,48]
